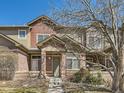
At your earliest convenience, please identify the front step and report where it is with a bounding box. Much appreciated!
[49,77,62,88]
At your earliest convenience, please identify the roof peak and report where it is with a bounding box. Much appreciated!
[27,15,58,26]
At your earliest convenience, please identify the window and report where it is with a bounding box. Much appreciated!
[31,56,41,71]
[66,57,80,69]
[18,30,26,39]
[89,36,101,49]
[37,34,49,42]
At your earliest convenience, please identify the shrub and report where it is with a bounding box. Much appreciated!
[83,72,103,85]
[69,68,90,83]
[72,72,82,83]
[68,68,103,85]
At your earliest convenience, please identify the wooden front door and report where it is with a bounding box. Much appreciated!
[46,56,53,76]
[46,55,60,77]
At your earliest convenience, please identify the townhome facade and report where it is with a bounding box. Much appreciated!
[0,16,109,80]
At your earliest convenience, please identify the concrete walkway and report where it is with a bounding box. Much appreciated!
[48,87,64,93]
[48,77,64,93]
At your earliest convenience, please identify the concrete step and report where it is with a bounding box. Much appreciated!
[49,77,62,88]
[48,78,64,93]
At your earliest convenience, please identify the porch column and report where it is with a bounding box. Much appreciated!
[41,50,46,77]
[61,53,66,79]
[80,53,86,69]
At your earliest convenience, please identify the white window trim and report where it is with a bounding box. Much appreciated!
[66,57,80,70]
[88,36,101,48]
[66,57,79,59]
[18,30,27,39]
[36,34,50,43]
[87,31,102,49]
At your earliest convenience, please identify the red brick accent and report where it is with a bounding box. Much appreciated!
[17,53,29,71]
[30,21,56,48]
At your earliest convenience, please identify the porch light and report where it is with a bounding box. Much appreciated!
[48,56,52,60]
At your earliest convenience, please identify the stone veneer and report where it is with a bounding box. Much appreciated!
[14,51,29,80]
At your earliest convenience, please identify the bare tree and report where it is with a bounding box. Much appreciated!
[0,46,17,80]
[51,0,124,93]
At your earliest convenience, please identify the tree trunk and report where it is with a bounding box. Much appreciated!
[112,48,124,93]
[112,72,124,93]
[112,72,120,93]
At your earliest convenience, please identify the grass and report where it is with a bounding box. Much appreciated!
[0,87,47,93]
[0,79,48,93]
[84,91,111,93]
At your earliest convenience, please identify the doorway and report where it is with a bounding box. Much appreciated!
[46,55,61,77]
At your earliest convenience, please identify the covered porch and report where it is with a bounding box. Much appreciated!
[37,35,86,79]
[42,51,65,78]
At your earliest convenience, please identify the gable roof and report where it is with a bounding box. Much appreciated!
[0,33,28,52]
[0,25,28,28]
[61,35,88,52]
[37,35,88,53]
[27,15,58,26]
[37,34,65,48]
[0,25,28,29]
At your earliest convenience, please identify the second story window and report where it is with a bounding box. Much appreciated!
[18,30,26,39]
[89,36,101,49]
[37,34,49,42]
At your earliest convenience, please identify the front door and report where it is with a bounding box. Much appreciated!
[46,55,61,77]
[53,56,60,77]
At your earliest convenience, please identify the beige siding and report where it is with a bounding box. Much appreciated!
[56,33,84,44]
[0,29,30,48]
[0,36,16,49]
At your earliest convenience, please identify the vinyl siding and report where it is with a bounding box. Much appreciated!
[0,29,30,48]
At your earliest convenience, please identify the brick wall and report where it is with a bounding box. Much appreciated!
[30,21,56,48]
[17,52,29,71]
[14,52,29,80]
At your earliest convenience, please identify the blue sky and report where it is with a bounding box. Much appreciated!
[0,0,62,25]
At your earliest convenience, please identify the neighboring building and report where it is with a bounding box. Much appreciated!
[0,16,110,80]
